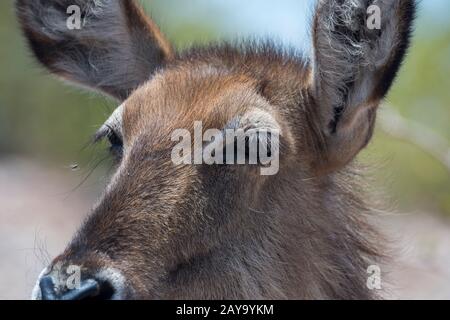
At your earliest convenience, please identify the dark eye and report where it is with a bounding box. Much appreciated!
[106,127,123,159]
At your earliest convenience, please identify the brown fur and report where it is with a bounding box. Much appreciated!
[16,0,416,299]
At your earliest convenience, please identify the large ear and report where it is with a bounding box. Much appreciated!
[310,0,416,172]
[16,0,173,101]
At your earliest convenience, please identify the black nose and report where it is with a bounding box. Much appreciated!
[39,276,113,300]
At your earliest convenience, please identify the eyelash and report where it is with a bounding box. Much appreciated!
[104,126,123,159]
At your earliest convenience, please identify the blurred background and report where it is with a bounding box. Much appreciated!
[0,0,449,299]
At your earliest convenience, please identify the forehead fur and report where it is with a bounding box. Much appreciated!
[121,64,278,146]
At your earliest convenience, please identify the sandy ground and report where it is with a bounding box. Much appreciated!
[382,213,450,299]
[0,158,97,300]
[1,157,450,300]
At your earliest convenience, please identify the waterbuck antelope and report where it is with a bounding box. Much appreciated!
[16,0,416,300]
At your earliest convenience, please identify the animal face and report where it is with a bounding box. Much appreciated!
[17,0,415,299]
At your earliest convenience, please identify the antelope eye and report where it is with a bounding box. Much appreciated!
[93,104,125,160]
[106,127,123,159]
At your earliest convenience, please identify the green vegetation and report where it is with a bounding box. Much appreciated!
[362,18,450,214]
